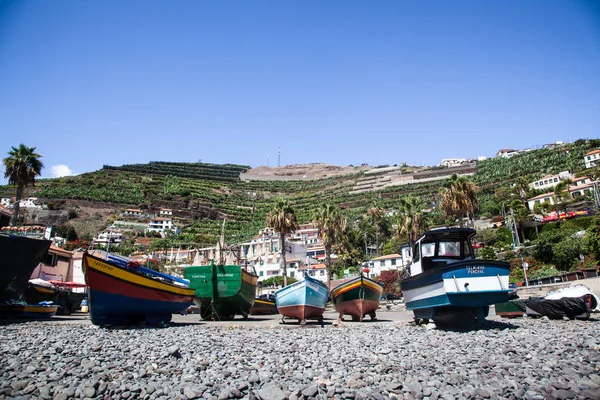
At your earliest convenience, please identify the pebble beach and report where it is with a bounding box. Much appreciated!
[0,315,599,400]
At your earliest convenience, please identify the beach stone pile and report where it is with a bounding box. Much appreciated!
[0,318,599,400]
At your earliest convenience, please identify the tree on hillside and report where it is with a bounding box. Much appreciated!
[266,199,298,287]
[313,203,347,290]
[439,174,478,227]
[396,196,429,249]
[367,205,390,256]
[554,179,573,214]
[509,199,530,244]
[3,144,44,226]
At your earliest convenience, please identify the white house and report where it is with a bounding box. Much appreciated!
[370,254,403,275]
[527,180,597,209]
[159,208,173,216]
[439,158,466,168]
[146,218,177,236]
[584,150,600,169]
[496,149,519,158]
[1,198,11,207]
[527,192,556,210]
[368,245,412,278]
[18,198,41,208]
[120,208,144,218]
[93,230,124,246]
[529,171,572,190]
[297,263,328,285]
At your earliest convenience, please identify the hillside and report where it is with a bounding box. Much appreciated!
[1,139,599,245]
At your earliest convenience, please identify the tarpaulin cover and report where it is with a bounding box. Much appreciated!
[526,295,591,319]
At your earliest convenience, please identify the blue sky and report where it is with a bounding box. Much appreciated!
[1,1,599,181]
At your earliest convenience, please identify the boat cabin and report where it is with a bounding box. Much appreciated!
[410,228,476,276]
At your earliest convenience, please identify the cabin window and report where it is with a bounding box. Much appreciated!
[438,241,460,257]
[422,243,435,258]
[413,245,420,263]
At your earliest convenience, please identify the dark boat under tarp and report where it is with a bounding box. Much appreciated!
[0,235,51,302]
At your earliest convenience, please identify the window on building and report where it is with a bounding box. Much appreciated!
[554,178,558,182]
[534,182,539,187]
[391,259,396,266]
[380,260,385,267]
[290,271,294,278]
[43,254,57,267]
[320,270,325,276]
[259,271,264,276]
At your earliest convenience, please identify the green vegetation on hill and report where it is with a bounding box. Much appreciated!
[2,139,599,253]
[103,161,250,182]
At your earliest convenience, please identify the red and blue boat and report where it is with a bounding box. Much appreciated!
[83,253,195,326]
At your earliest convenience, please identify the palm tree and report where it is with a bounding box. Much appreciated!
[313,203,347,290]
[367,205,385,256]
[266,199,298,287]
[3,144,44,226]
[396,196,429,249]
[439,174,478,227]
[509,199,529,244]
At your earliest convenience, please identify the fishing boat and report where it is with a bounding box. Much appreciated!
[83,253,195,326]
[51,281,87,315]
[23,279,60,304]
[249,294,278,315]
[400,228,511,326]
[0,234,51,302]
[23,279,87,314]
[525,284,599,319]
[184,263,258,320]
[331,275,383,322]
[275,275,329,324]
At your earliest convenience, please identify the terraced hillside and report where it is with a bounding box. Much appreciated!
[1,139,599,245]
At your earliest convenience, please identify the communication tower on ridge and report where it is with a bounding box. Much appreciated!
[278,146,281,167]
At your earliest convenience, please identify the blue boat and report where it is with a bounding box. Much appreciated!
[400,228,510,325]
[275,275,329,324]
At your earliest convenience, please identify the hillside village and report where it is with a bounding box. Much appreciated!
[2,139,600,293]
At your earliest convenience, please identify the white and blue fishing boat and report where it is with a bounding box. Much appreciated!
[401,228,510,325]
[275,274,329,324]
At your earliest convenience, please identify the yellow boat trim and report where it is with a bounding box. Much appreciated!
[34,286,56,294]
[19,305,59,312]
[85,256,195,296]
[254,299,275,306]
[331,278,383,298]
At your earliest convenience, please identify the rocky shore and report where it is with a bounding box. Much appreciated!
[0,318,599,400]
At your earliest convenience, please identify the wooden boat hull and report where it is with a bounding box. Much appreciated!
[84,253,195,326]
[0,235,51,302]
[249,298,278,315]
[331,276,383,321]
[0,304,58,319]
[276,276,329,323]
[401,260,510,320]
[185,264,258,320]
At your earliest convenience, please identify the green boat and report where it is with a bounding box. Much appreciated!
[184,262,258,320]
